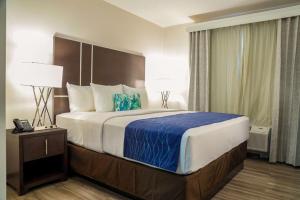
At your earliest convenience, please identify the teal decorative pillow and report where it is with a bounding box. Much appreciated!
[130,93,141,110]
[114,93,131,111]
[113,93,141,111]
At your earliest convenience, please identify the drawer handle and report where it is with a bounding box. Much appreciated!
[45,139,48,156]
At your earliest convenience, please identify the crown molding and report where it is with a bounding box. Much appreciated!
[187,5,300,32]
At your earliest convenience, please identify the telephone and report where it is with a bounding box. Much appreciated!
[13,119,34,133]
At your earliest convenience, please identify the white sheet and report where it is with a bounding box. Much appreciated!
[57,109,249,174]
[56,109,176,152]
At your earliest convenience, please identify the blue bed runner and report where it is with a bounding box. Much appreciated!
[124,112,241,172]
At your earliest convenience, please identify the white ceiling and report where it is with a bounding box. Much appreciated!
[103,0,272,27]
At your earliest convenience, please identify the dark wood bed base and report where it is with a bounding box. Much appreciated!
[68,142,247,200]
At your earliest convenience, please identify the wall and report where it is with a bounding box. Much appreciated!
[6,0,165,128]
[0,0,6,199]
[162,24,190,109]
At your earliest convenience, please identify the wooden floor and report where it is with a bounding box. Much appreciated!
[7,159,300,200]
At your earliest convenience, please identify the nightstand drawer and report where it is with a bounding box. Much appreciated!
[23,136,46,162]
[47,133,65,157]
[23,134,65,162]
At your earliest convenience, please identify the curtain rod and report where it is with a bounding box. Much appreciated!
[187,5,300,32]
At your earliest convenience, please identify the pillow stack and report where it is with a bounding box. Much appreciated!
[66,82,148,112]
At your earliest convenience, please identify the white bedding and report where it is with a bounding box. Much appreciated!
[56,109,249,174]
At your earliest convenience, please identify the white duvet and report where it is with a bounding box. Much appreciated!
[56,109,249,174]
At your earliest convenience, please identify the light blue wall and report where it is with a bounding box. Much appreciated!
[0,0,6,199]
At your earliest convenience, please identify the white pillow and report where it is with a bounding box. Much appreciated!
[122,85,149,109]
[91,83,123,112]
[66,83,95,112]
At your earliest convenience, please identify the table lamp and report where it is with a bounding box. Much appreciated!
[155,78,172,109]
[19,62,63,129]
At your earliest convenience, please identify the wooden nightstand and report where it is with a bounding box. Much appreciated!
[6,128,68,195]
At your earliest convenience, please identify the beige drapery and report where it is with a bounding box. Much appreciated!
[188,30,210,111]
[210,21,277,126]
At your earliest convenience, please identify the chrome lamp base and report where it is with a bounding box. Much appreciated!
[161,90,170,109]
[31,86,55,129]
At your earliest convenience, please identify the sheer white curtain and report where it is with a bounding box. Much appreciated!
[210,25,249,114]
[210,21,277,126]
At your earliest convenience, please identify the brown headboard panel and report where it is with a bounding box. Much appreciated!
[53,36,145,117]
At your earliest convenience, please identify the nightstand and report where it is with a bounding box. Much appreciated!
[6,128,68,195]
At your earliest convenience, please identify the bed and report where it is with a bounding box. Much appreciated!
[53,35,249,200]
[56,109,249,175]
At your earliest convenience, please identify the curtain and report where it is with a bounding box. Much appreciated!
[239,21,277,126]
[210,25,249,114]
[188,30,210,111]
[210,21,277,126]
[270,16,300,166]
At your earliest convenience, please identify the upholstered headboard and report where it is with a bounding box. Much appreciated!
[53,35,145,117]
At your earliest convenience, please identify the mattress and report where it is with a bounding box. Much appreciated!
[57,109,249,174]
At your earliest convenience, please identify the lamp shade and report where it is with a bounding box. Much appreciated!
[19,62,63,88]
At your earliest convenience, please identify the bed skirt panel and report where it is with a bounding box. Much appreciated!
[68,141,247,200]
